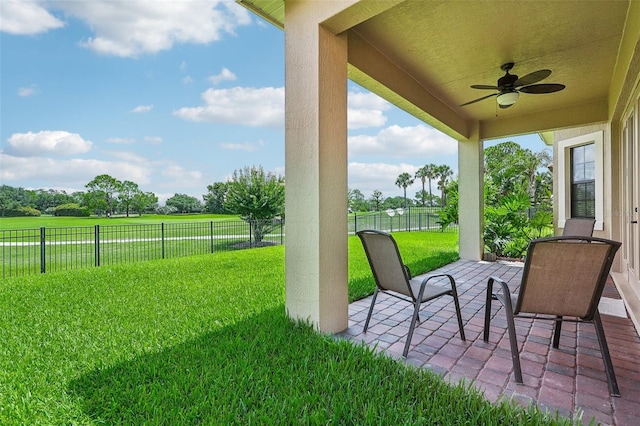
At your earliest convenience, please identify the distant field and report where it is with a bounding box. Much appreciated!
[0,214,240,230]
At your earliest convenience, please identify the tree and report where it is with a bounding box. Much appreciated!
[415,164,437,207]
[118,180,142,217]
[484,141,551,205]
[132,191,158,215]
[369,190,384,211]
[395,172,414,208]
[348,188,368,212]
[85,174,122,215]
[435,165,453,207]
[0,185,21,216]
[165,194,203,213]
[224,166,285,244]
[203,182,229,214]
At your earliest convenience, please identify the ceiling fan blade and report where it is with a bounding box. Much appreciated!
[470,84,499,90]
[514,69,551,87]
[460,93,498,106]
[519,83,566,94]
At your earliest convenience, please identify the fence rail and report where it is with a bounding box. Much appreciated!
[2,210,456,278]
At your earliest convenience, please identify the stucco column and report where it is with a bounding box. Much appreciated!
[284,6,348,332]
[458,135,484,260]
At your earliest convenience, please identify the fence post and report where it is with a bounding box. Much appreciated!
[40,227,46,274]
[210,221,214,253]
[95,225,100,267]
[354,213,357,234]
[280,218,284,245]
[161,223,165,259]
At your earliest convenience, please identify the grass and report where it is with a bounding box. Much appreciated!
[0,232,569,424]
[0,213,240,230]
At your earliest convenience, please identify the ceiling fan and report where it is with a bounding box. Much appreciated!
[460,62,565,109]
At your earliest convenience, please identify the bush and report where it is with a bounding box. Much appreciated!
[54,203,90,217]
[2,206,41,217]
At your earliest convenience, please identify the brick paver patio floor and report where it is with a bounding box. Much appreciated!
[337,259,640,425]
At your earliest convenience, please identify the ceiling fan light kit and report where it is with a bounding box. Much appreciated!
[460,62,565,108]
[497,91,519,106]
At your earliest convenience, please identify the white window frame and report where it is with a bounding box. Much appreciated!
[557,131,604,231]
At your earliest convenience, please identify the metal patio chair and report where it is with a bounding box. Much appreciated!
[356,229,466,357]
[483,236,622,396]
[562,218,596,237]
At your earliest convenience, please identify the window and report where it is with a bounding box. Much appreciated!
[556,131,603,231]
[570,143,595,218]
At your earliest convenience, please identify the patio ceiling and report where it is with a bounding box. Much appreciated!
[239,0,633,141]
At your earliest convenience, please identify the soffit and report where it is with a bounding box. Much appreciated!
[239,0,630,140]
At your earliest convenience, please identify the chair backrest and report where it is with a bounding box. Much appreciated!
[562,218,596,237]
[356,230,412,297]
[515,236,621,319]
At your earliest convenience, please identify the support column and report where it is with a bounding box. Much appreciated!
[284,3,348,332]
[458,132,484,260]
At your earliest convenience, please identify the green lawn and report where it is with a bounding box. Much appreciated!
[0,213,239,230]
[0,232,568,424]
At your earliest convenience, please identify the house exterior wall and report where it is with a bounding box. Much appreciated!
[552,124,611,239]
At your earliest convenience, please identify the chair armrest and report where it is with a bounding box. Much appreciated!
[403,264,412,279]
[487,276,516,313]
[418,273,457,292]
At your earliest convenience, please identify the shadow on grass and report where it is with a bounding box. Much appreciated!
[68,305,513,425]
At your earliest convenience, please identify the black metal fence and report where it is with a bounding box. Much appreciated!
[1,210,456,278]
[349,207,455,234]
[1,219,284,278]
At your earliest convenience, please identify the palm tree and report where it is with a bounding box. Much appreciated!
[436,165,453,207]
[415,166,428,206]
[395,172,414,208]
[419,163,438,207]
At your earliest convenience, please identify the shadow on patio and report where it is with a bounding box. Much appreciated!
[338,260,640,426]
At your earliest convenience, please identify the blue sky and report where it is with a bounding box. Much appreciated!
[0,0,547,204]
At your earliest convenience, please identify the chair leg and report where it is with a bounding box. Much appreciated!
[363,288,379,332]
[403,300,422,357]
[504,305,523,384]
[451,290,466,341]
[552,315,562,348]
[483,278,495,342]
[593,311,620,397]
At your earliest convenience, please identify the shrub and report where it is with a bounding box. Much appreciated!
[2,206,41,217]
[54,203,90,217]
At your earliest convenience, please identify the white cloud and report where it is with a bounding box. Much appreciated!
[174,87,393,130]
[5,130,92,157]
[220,140,264,152]
[161,164,205,189]
[144,136,163,144]
[52,0,251,57]
[107,137,136,144]
[131,104,153,113]
[174,86,284,128]
[18,85,38,97]
[0,152,152,187]
[347,91,390,129]
[349,124,458,157]
[182,75,194,84]
[209,68,237,85]
[348,162,422,198]
[0,0,65,35]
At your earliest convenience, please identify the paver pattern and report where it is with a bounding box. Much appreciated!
[337,260,640,426]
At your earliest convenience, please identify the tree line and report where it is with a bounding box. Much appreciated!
[1,141,552,255]
[348,164,454,213]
